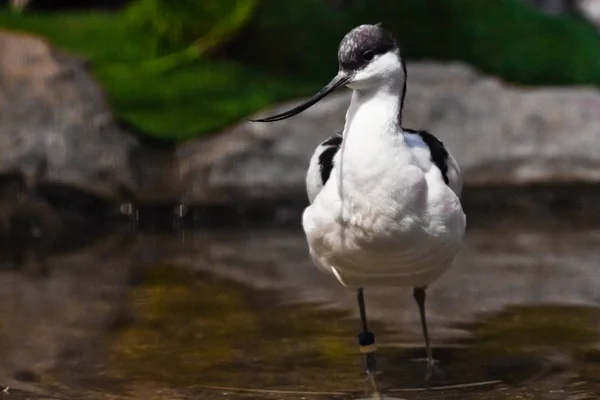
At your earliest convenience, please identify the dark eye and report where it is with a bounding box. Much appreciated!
[363,50,374,61]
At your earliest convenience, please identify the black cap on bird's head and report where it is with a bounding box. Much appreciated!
[338,23,397,74]
[250,23,405,123]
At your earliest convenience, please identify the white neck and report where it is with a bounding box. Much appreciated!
[336,79,409,195]
[342,78,405,141]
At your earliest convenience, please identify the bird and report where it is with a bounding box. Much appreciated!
[250,23,466,390]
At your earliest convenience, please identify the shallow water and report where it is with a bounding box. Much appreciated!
[0,215,599,400]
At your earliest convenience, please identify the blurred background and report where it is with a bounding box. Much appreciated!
[0,1,600,399]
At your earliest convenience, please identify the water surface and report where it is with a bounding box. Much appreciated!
[0,215,599,400]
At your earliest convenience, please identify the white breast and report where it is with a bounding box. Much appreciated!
[302,88,466,289]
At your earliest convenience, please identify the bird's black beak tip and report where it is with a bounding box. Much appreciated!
[244,73,350,124]
[248,117,271,123]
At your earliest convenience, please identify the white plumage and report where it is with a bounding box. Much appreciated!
[251,23,467,387]
[302,62,465,289]
[302,117,465,290]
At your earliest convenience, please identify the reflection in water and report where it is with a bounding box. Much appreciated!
[0,218,598,399]
[0,167,62,278]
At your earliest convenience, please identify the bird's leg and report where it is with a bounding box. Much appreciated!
[357,288,380,396]
[413,287,439,381]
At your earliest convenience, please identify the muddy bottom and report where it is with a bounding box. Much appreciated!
[0,216,599,400]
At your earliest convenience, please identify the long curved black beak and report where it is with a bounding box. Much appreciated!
[249,73,351,122]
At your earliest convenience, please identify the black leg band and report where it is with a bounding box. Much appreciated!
[358,330,377,353]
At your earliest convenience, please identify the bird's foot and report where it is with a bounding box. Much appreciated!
[366,367,380,392]
[425,358,442,382]
[410,357,444,383]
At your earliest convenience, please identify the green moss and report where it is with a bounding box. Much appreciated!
[231,0,600,86]
[125,0,260,57]
[0,11,153,63]
[0,9,315,142]
[461,305,598,358]
[226,0,350,79]
[94,62,314,141]
[410,0,600,85]
[109,266,258,384]
[108,265,385,392]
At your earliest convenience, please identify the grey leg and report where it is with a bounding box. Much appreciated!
[357,288,380,395]
[413,287,437,381]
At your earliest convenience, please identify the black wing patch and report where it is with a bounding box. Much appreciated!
[318,134,343,185]
[405,128,449,185]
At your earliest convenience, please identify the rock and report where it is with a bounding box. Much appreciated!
[4,30,600,213]
[523,0,578,14]
[0,32,180,211]
[523,0,600,30]
[180,61,600,205]
[577,0,600,29]
[404,63,600,186]
[177,93,347,206]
